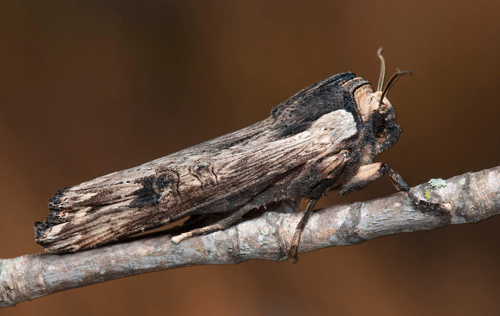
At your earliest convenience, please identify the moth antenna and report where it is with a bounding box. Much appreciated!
[378,68,411,107]
[376,47,386,92]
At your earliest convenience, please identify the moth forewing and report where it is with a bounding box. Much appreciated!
[35,104,359,253]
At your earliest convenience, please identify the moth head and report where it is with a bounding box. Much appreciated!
[370,89,401,153]
[355,48,410,154]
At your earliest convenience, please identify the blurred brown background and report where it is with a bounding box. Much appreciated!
[1,1,500,315]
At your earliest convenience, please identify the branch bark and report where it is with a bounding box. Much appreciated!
[1,166,499,307]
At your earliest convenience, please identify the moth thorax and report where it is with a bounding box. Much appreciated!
[354,85,392,123]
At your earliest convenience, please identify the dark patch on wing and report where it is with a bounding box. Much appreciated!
[130,175,161,208]
[275,86,358,138]
[130,169,181,208]
[271,72,362,138]
[270,72,355,117]
[156,173,176,190]
[133,175,158,198]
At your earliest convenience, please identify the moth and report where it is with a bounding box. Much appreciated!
[35,48,438,262]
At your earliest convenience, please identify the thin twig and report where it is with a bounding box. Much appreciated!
[1,166,499,307]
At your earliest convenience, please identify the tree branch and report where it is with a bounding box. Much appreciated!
[1,166,499,307]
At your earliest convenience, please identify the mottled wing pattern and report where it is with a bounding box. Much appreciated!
[35,72,361,252]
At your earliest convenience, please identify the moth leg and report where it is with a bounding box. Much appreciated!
[289,199,317,263]
[337,163,390,195]
[288,150,351,263]
[381,165,443,211]
[170,204,255,244]
[339,163,441,211]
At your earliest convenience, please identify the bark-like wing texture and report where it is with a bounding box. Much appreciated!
[35,72,361,253]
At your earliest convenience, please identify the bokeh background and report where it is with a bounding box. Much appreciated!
[2,1,500,315]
